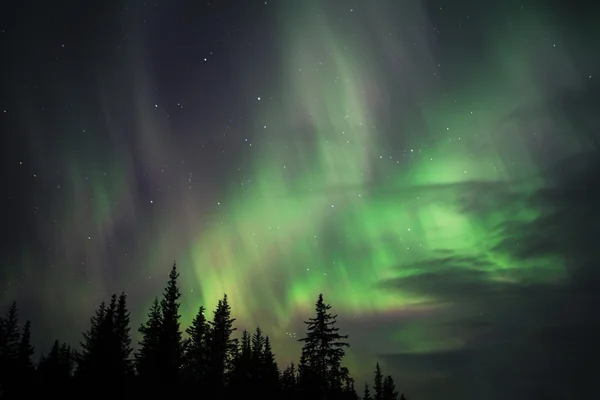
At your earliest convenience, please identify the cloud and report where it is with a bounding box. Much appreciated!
[376,151,600,399]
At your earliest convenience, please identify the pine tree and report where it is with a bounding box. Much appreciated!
[230,329,252,395]
[374,362,384,400]
[136,298,162,380]
[16,320,34,375]
[104,294,118,375]
[159,261,184,384]
[0,302,22,397]
[382,375,399,400]
[38,340,75,383]
[78,298,113,379]
[0,302,20,366]
[184,305,211,386]
[77,293,132,390]
[281,363,298,399]
[262,336,280,388]
[249,326,266,393]
[207,294,237,393]
[114,292,133,379]
[343,375,359,400]
[298,293,350,399]
[251,327,265,364]
[363,383,372,400]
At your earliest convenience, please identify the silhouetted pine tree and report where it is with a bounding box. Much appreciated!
[382,375,399,400]
[230,329,252,396]
[298,293,350,400]
[159,262,184,385]
[342,375,359,400]
[281,362,298,399]
[0,302,24,398]
[374,363,384,400]
[114,292,133,380]
[363,383,372,400]
[77,295,124,384]
[207,294,237,394]
[16,320,34,378]
[262,336,281,398]
[0,290,409,400]
[251,327,265,364]
[37,340,75,395]
[0,302,20,373]
[77,300,106,378]
[183,305,211,387]
[136,298,162,380]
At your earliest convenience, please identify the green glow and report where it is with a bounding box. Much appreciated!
[179,2,573,355]
[6,1,592,385]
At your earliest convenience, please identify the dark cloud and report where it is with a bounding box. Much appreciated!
[377,151,600,399]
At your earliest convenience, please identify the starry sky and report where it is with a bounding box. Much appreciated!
[1,0,599,398]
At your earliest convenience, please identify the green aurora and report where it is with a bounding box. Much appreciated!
[3,0,597,396]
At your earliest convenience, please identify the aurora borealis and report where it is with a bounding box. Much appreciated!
[1,0,599,398]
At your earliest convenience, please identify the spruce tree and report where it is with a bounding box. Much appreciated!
[251,327,265,364]
[78,298,115,380]
[17,320,34,376]
[374,362,384,400]
[136,298,162,380]
[114,292,133,379]
[382,375,399,400]
[230,329,252,395]
[298,293,349,399]
[207,294,237,393]
[0,302,20,366]
[184,305,211,386]
[343,375,359,400]
[159,262,184,384]
[0,302,22,397]
[281,362,298,398]
[77,293,132,389]
[363,383,372,400]
[262,336,280,389]
[249,326,266,392]
[38,340,75,382]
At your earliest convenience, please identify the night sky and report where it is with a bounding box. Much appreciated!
[1,0,599,398]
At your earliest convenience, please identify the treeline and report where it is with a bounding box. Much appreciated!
[0,262,407,400]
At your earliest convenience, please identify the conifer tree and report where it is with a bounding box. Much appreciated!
[261,335,280,398]
[136,298,162,380]
[230,329,252,395]
[281,362,298,398]
[262,336,280,381]
[0,302,22,396]
[38,340,75,381]
[78,298,116,380]
[207,294,237,393]
[77,293,132,388]
[159,262,184,384]
[16,320,34,375]
[184,305,211,386]
[251,327,265,364]
[298,293,350,399]
[363,383,372,400]
[374,362,384,400]
[0,302,20,366]
[343,375,359,400]
[382,375,399,400]
[114,292,133,379]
